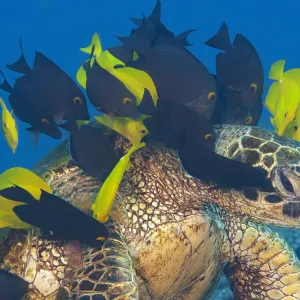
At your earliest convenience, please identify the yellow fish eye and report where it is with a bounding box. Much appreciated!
[204,133,213,140]
[73,97,83,105]
[123,98,132,105]
[42,118,50,124]
[141,129,147,134]
[245,116,253,125]
[250,83,258,94]
[208,92,216,101]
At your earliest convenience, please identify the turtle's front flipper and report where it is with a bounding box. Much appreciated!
[206,204,300,299]
[71,220,138,299]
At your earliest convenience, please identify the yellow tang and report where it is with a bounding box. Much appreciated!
[94,114,149,146]
[0,167,52,229]
[284,105,300,142]
[92,142,145,223]
[0,97,18,153]
[77,33,158,106]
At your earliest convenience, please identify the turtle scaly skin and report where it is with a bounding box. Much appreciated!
[1,125,300,299]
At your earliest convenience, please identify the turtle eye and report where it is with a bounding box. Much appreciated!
[204,133,213,140]
[245,116,253,125]
[42,118,50,125]
[208,92,216,101]
[73,97,83,105]
[123,98,132,105]
[250,83,257,93]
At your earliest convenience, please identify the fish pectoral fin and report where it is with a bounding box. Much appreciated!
[269,60,285,81]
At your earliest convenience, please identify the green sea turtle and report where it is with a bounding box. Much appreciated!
[1,124,300,300]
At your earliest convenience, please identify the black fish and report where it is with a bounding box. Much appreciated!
[6,40,90,123]
[0,70,62,139]
[0,269,29,300]
[205,22,264,112]
[83,60,138,117]
[143,100,272,190]
[116,2,217,120]
[212,77,263,126]
[59,122,121,180]
[0,186,109,247]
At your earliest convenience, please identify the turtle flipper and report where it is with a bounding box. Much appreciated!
[71,220,138,299]
[205,204,300,299]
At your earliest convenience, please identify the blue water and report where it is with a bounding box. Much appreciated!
[0,0,299,172]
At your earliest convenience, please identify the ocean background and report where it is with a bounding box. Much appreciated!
[1,0,299,173]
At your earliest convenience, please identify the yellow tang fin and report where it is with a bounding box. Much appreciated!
[94,114,149,145]
[264,81,280,116]
[111,67,158,106]
[133,51,139,61]
[269,60,285,81]
[76,120,89,129]
[92,142,146,223]
[80,32,102,57]
[0,167,52,229]
[97,50,125,69]
[76,64,87,89]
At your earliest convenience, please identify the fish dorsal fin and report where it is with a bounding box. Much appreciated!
[6,39,31,75]
[76,63,88,89]
[269,60,285,81]
[0,69,13,93]
[80,33,102,57]
[204,21,232,52]
[176,29,196,47]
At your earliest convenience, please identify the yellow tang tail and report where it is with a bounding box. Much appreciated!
[0,167,52,229]
[94,114,149,146]
[91,142,146,223]
[269,60,285,81]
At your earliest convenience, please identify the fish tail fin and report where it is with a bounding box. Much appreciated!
[76,64,88,89]
[268,60,285,81]
[204,22,231,52]
[6,39,31,75]
[176,29,197,46]
[0,69,13,93]
[80,33,102,57]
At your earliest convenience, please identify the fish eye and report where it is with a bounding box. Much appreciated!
[204,133,213,140]
[295,126,298,131]
[123,98,132,105]
[73,97,83,105]
[245,116,253,125]
[42,118,50,125]
[250,83,258,93]
[284,112,288,118]
[208,92,216,101]
[141,130,147,134]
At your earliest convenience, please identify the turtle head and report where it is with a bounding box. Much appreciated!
[215,125,300,228]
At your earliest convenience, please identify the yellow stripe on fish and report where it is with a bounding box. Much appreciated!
[91,142,146,223]
[0,167,52,229]
[0,97,18,154]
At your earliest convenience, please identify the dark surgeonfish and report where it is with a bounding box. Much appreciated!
[143,100,273,190]
[59,121,121,180]
[0,186,109,247]
[83,59,138,117]
[205,22,264,117]
[115,1,217,120]
[0,269,29,300]
[212,76,263,126]
[0,70,62,140]
[6,40,90,126]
